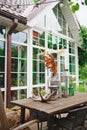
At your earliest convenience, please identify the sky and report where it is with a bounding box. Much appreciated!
[75,3,87,27]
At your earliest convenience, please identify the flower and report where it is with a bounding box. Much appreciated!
[41,52,57,74]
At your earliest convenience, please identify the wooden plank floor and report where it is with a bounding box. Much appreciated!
[29,121,48,130]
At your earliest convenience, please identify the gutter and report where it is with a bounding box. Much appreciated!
[6,19,18,107]
[0,9,27,25]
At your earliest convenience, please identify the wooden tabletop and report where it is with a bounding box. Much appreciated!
[11,92,87,115]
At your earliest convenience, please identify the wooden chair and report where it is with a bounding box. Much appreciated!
[54,106,87,130]
[0,89,38,130]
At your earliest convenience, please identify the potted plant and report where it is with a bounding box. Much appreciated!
[61,86,66,96]
[69,75,75,96]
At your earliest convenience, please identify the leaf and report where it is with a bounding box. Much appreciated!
[85,0,87,5]
[71,3,79,13]
[72,5,76,13]
[75,3,80,10]
[34,0,40,3]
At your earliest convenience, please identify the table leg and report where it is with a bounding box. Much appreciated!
[20,107,25,124]
[47,115,55,130]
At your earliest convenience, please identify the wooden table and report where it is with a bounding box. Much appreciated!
[11,92,87,130]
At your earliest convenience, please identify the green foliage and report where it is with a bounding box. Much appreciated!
[73,84,77,91]
[34,0,40,3]
[77,84,86,92]
[79,64,87,80]
[79,29,87,82]
[71,3,79,13]
[85,0,87,5]
[68,0,87,12]
[78,26,87,66]
[61,86,66,91]
[39,32,45,47]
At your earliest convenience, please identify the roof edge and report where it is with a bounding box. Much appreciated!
[0,9,27,25]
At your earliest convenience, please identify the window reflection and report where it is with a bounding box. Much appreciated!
[11,43,27,87]
[19,59,27,72]
[33,48,45,84]
[0,40,5,88]
[19,73,27,86]
[0,57,5,71]
[0,41,5,56]
[11,44,18,57]
[69,42,75,54]
[12,31,27,43]
[11,58,18,72]
[33,31,45,47]
[11,73,18,86]
[11,90,17,100]
[0,73,4,88]
[19,89,27,99]
[0,25,6,39]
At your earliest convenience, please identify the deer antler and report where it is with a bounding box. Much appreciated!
[39,90,57,102]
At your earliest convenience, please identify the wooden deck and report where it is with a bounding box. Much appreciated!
[29,120,87,130]
[29,121,47,130]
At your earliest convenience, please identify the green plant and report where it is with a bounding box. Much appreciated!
[61,86,66,91]
[77,84,86,92]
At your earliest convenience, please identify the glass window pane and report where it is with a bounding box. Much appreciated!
[0,57,5,71]
[19,32,27,43]
[11,58,18,72]
[33,47,45,84]
[11,44,18,57]
[0,41,5,56]
[33,31,45,47]
[39,73,45,83]
[11,90,17,100]
[19,89,27,99]
[33,73,38,84]
[52,36,58,50]
[19,59,27,72]
[11,73,18,86]
[19,46,27,58]
[0,25,6,39]
[19,73,27,86]
[69,55,75,75]
[48,34,52,49]
[11,43,27,87]
[33,48,38,59]
[12,31,27,43]
[60,56,65,73]
[12,44,27,58]
[59,38,67,49]
[39,32,45,47]
[39,62,45,72]
[12,31,19,42]
[69,42,75,54]
[0,73,4,88]
[33,60,37,72]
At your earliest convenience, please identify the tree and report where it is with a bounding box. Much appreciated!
[79,64,87,81]
[78,26,87,66]
[78,26,87,80]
